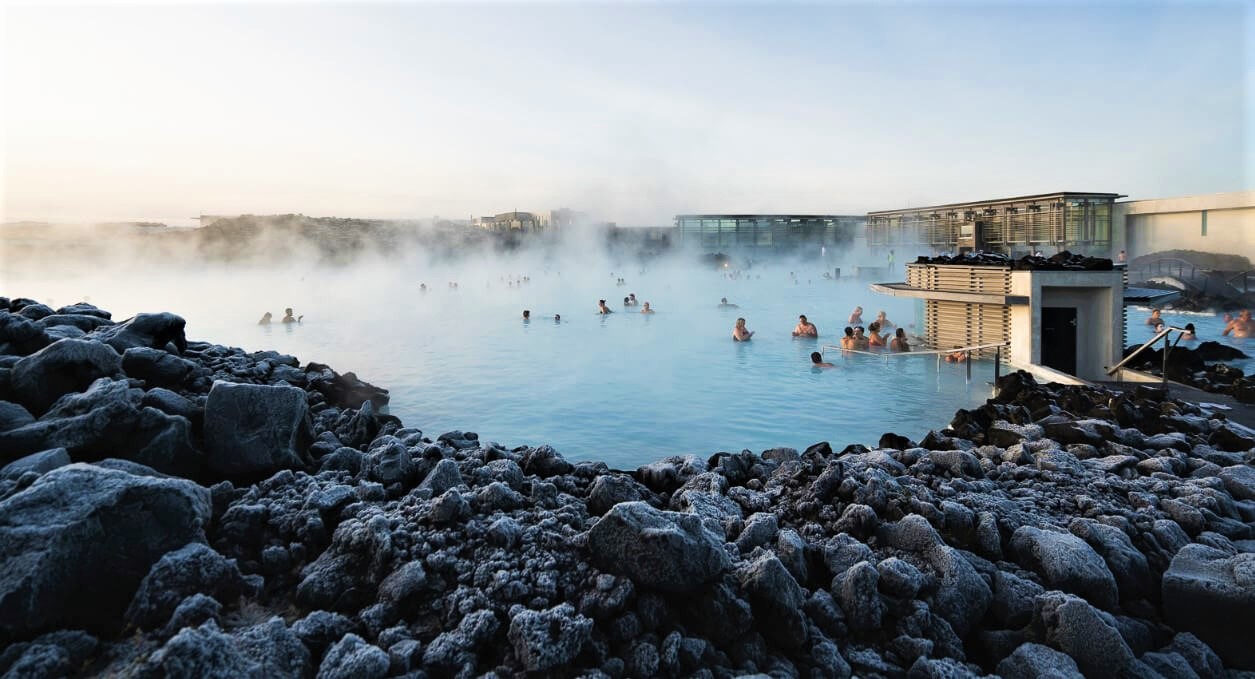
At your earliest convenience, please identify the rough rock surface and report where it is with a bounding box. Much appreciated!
[203,381,311,479]
[0,299,1252,677]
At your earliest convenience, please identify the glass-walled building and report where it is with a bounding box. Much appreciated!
[675,214,864,254]
[866,192,1121,257]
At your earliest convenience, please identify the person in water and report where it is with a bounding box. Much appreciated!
[1146,309,1162,326]
[945,347,969,362]
[733,318,754,341]
[282,308,302,324]
[890,327,910,352]
[867,321,887,348]
[792,315,818,338]
[719,297,739,309]
[810,351,835,368]
[848,306,863,325]
[629,293,638,305]
[1181,322,1196,340]
[1224,310,1253,337]
[554,314,561,322]
[853,326,869,350]
[840,326,855,349]
[258,312,272,325]
[623,296,632,307]
[875,310,895,329]
[419,283,427,293]
[522,310,530,320]
[641,302,654,314]
[598,300,613,315]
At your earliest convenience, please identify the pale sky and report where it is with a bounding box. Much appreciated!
[2,1,1250,225]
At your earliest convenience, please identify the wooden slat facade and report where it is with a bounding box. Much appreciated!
[907,264,1012,357]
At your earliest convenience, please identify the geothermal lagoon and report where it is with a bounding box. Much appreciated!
[11,258,994,466]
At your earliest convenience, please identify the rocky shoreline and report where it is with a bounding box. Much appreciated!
[1,296,1254,678]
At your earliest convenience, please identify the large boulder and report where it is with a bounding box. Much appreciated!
[1032,591,1134,678]
[587,501,729,593]
[507,603,593,672]
[996,642,1083,679]
[121,347,198,388]
[203,381,311,479]
[738,552,808,650]
[1162,544,1255,669]
[9,338,122,415]
[89,312,187,354]
[1011,526,1119,610]
[0,312,53,356]
[125,543,255,629]
[0,400,35,432]
[0,378,199,475]
[0,464,211,637]
[0,448,71,479]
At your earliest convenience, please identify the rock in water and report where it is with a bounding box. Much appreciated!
[587,501,729,592]
[0,464,211,636]
[203,381,311,479]
[9,338,122,415]
[1162,544,1255,669]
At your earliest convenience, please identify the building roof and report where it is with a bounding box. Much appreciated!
[867,192,1125,216]
[675,214,864,219]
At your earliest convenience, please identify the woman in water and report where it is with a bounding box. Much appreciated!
[848,306,863,324]
[641,302,654,314]
[733,318,754,341]
[867,321,887,348]
[598,300,613,315]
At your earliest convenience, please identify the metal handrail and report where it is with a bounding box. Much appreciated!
[1106,325,1189,380]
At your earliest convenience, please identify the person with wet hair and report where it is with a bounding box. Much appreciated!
[641,302,654,314]
[1181,322,1196,340]
[629,293,638,305]
[522,310,530,320]
[258,312,272,325]
[282,308,302,324]
[810,351,835,368]
[848,306,863,325]
[853,326,869,350]
[1146,309,1162,326]
[840,326,855,350]
[598,300,613,315]
[792,315,818,338]
[554,314,561,323]
[733,317,754,341]
[890,327,911,352]
[623,296,633,307]
[867,321,887,348]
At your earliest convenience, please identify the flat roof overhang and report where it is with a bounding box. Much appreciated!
[867,192,1127,217]
[871,282,1029,305]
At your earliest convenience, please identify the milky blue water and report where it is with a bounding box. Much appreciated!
[1126,306,1255,372]
[9,258,1001,468]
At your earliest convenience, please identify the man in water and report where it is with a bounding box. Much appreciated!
[840,326,855,349]
[793,315,818,338]
[523,310,530,320]
[641,302,654,314]
[733,317,754,341]
[282,308,302,324]
[890,328,911,352]
[258,312,272,325]
[629,293,638,305]
[1224,310,1253,337]
[848,306,863,324]
[810,351,835,368]
[1146,309,1162,326]
[554,314,561,322]
[875,310,894,329]
[598,300,613,315]
[853,326,869,350]
[719,297,739,309]
[1118,250,1127,263]
[623,296,632,307]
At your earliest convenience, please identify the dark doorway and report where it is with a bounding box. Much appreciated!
[1041,307,1078,375]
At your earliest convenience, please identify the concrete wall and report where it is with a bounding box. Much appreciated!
[1009,270,1124,382]
[1116,191,1255,263]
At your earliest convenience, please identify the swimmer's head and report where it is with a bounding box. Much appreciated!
[624,297,630,304]
[523,310,530,319]
[844,326,854,337]
[721,297,728,304]
[599,299,606,305]
[798,315,808,323]
[285,308,293,315]
[1185,323,1195,332]
[555,314,561,321]
[896,328,906,338]
[736,317,746,327]
[869,321,880,332]
[811,352,823,364]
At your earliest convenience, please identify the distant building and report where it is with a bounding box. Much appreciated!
[865,192,1123,258]
[549,208,590,228]
[476,211,545,232]
[674,214,864,254]
[1116,191,1255,263]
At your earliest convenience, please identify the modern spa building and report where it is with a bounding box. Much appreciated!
[674,214,864,255]
[865,192,1122,258]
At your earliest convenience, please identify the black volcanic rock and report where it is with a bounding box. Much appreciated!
[9,338,122,415]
